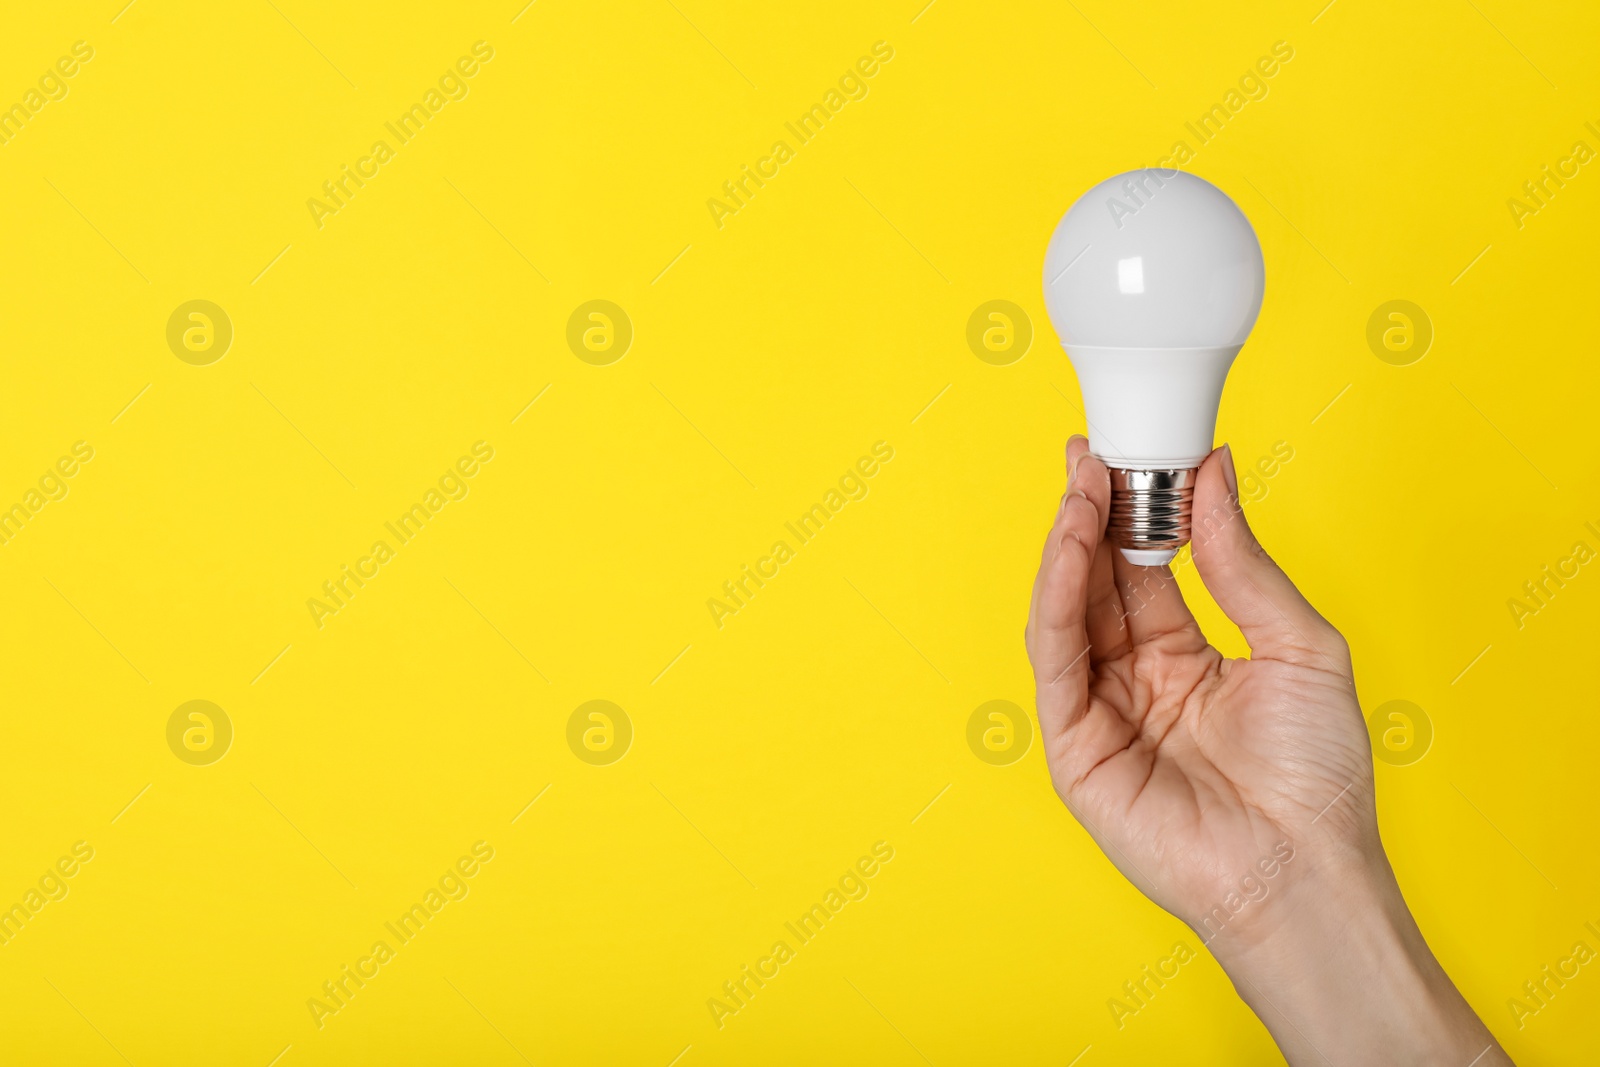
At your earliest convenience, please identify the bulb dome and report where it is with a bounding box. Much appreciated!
[1042,170,1264,350]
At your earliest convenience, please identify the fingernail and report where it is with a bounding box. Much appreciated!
[1219,444,1238,499]
[1069,450,1089,487]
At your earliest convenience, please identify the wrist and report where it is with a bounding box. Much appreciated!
[1200,838,1391,967]
[1205,846,1505,1066]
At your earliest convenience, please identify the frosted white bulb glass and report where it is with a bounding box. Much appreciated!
[1042,169,1265,566]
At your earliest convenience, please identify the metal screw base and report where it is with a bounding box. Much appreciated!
[1107,467,1197,556]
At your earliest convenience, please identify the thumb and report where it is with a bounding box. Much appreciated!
[1189,445,1350,673]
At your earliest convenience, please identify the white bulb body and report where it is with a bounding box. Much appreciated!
[1042,169,1264,563]
[1063,345,1239,469]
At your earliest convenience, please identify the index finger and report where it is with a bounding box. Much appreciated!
[1026,449,1110,740]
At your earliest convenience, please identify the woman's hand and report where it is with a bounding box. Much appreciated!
[1026,436,1510,1066]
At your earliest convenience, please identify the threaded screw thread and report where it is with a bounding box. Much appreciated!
[1107,467,1198,552]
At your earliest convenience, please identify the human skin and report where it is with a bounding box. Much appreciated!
[1025,436,1512,1066]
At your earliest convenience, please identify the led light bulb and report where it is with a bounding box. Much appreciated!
[1042,169,1265,566]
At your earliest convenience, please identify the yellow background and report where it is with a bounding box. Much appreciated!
[2,0,1598,1063]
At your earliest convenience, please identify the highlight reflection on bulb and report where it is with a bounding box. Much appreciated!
[1042,169,1265,566]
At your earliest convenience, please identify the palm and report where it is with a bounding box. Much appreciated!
[1027,441,1374,933]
